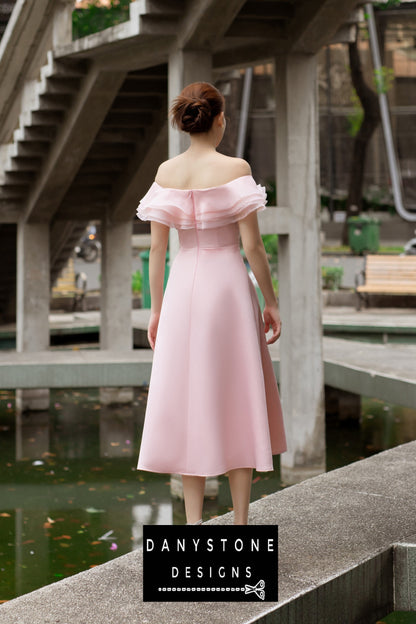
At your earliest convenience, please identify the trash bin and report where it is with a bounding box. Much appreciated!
[347,215,380,254]
[139,250,170,308]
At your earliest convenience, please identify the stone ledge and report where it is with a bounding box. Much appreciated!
[1,441,416,623]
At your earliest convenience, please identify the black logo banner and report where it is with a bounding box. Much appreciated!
[143,525,278,602]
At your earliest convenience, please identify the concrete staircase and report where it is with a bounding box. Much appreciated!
[0,0,173,322]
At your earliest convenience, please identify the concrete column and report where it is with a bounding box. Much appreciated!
[100,213,133,405]
[167,49,218,500]
[274,53,326,484]
[52,0,74,49]
[16,221,50,412]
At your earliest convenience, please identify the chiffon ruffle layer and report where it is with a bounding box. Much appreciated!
[136,175,287,477]
[136,174,267,230]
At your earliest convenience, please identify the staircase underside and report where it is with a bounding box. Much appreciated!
[0,0,361,321]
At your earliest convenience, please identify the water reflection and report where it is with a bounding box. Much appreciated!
[0,387,415,602]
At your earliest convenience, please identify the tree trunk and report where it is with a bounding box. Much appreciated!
[341,31,381,245]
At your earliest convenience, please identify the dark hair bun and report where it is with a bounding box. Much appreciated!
[170,82,225,134]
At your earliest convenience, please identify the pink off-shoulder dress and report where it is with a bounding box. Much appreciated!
[136,174,287,476]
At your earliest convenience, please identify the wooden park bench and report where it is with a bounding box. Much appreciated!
[355,254,416,310]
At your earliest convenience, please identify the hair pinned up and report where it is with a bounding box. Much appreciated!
[170,82,225,134]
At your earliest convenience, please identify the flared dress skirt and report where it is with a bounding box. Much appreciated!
[136,220,287,476]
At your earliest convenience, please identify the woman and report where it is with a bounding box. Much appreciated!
[136,81,287,526]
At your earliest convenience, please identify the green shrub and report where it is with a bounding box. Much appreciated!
[321,266,344,291]
[132,270,142,294]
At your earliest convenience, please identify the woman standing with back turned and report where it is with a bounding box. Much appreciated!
[136,82,287,525]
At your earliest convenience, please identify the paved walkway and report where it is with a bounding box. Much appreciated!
[1,441,415,623]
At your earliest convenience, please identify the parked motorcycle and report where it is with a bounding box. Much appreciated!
[75,225,101,262]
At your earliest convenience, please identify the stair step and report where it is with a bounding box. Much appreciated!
[40,51,88,81]
[40,76,82,96]
[119,77,167,95]
[20,110,64,127]
[7,156,43,172]
[0,186,27,199]
[137,0,185,16]
[80,160,126,173]
[87,144,135,159]
[14,125,57,143]
[2,172,35,186]
[94,128,144,143]
[112,94,162,112]
[38,93,73,111]
[103,111,153,128]
[11,141,49,158]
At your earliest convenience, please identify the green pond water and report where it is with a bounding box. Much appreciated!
[0,386,415,603]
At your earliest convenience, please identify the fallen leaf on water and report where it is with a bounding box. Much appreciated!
[110,442,120,447]
[89,564,99,568]
[252,476,261,484]
[0,600,9,603]
[77,481,86,486]
[0,513,11,518]
[98,530,115,541]
[53,535,72,540]
[59,543,70,548]
[91,541,101,545]
[84,507,105,514]
[117,497,126,502]
[22,540,35,545]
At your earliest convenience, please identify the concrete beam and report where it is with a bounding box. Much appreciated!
[22,66,127,223]
[175,0,247,50]
[287,0,362,54]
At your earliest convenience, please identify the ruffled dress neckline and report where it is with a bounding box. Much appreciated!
[136,174,267,230]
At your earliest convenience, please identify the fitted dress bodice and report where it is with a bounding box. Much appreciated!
[178,223,240,250]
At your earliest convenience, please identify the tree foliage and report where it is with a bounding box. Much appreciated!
[72,0,133,40]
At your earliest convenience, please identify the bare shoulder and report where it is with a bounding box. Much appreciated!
[218,155,252,179]
[154,158,179,186]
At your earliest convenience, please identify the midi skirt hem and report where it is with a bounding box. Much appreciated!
[136,456,285,478]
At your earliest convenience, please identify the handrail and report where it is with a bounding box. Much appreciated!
[365,3,416,222]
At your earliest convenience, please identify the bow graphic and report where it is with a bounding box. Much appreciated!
[244,579,265,600]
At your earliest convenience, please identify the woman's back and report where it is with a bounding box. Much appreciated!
[155,151,251,190]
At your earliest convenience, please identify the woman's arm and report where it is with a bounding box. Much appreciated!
[238,211,281,344]
[148,221,170,349]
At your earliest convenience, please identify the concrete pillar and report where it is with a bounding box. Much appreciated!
[52,0,74,49]
[16,221,50,412]
[100,213,133,404]
[167,49,218,500]
[274,53,326,484]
